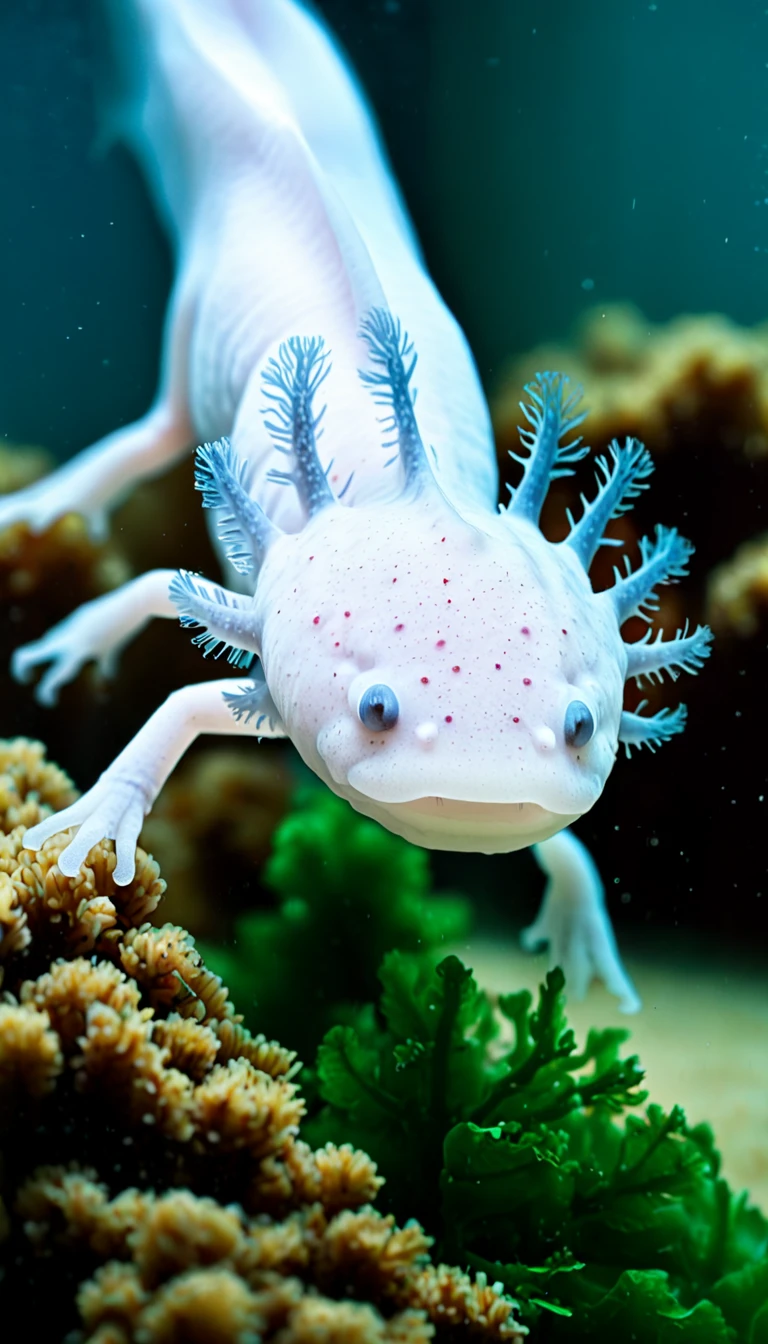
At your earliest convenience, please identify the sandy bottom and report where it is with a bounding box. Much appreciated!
[457,934,768,1212]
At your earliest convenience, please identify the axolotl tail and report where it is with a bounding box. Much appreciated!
[96,0,416,258]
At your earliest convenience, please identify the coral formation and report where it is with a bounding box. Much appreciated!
[140,745,293,936]
[0,739,522,1342]
[494,304,768,459]
[18,1171,518,1343]
[0,443,129,621]
[706,532,768,636]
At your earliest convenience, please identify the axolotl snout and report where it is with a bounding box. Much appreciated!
[1,0,712,1014]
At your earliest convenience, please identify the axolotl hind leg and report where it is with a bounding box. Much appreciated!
[525,829,641,1014]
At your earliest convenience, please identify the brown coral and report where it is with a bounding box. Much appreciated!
[0,1001,63,1099]
[18,1171,525,1342]
[494,304,768,461]
[0,739,524,1343]
[1,826,165,986]
[139,745,292,936]
[0,444,129,618]
[116,922,229,1021]
[0,735,78,829]
[706,531,768,636]
[212,1018,298,1079]
[255,1141,385,1221]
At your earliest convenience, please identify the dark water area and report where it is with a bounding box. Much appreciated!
[0,0,766,954]
[6,0,768,448]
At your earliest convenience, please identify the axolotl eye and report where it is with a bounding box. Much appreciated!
[564,700,594,748]
[359,683,400,732]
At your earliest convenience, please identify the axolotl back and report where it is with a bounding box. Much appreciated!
[10,0,711,1013]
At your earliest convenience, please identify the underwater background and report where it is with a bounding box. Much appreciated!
[0,1,767,1340]
[1,0,767,943]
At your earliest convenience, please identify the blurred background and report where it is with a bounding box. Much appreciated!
[0,0,767,967]
[3,0,768,440]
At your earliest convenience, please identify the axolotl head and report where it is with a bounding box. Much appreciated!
[184,326,710,856]
[256,495,627,852]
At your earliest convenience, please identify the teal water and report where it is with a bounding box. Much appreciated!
[3,1,768,451]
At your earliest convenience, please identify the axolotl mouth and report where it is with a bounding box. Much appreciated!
[331,787,581,854]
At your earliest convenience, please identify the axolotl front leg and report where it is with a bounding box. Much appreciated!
[20,439,286,874]
[23,677,285,882]
[10,439,270,704]
[12,569,190,706]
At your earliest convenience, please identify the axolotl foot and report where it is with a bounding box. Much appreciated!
[0,481,108,541]
[12,599,123,706]
[525,828,641,1013]
[23,774,148,885]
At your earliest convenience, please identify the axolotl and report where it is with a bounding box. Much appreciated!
[6,0,711,1012]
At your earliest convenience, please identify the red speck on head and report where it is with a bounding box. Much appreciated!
[513,716,520,723]
[495,663,501,670]
[441,537,446,542]
[562,628,568,635]
[523,677,532,686]
[392,577,397,583]
[521,626,530,635]
[445,714,453,723]
[421,676,429,684]
[395,623,404,632]
[344,611,351,618]
[313,616,320,625]
[452,665,461,673]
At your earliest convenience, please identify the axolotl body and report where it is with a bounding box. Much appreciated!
[7,0,711,1012]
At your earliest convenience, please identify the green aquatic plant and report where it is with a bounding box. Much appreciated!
[202,788,470,1058]
[305,954,768,1342]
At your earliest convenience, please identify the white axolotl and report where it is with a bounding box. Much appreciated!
[8,0,711,1013]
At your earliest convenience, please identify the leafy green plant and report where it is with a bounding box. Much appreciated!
[202,788,470,1058]
[305,953,768,1342]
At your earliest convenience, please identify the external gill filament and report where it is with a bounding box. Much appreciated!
[169,570,260,666]
[358,308,434,494]
[625,621,713,684]
[262,336,339,515]
[619,702,688,755]
[610,525,695,625]
[195,437,281,575]
[566,437,654,570]
[506,372,589,526]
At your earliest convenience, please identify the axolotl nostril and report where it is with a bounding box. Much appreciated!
[9,0,711,1014]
